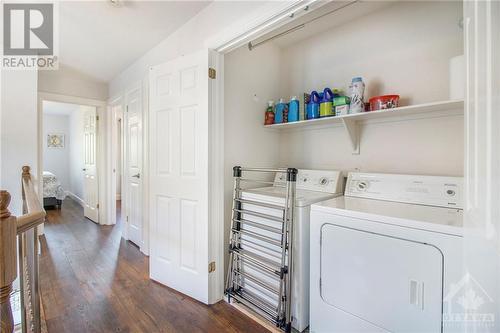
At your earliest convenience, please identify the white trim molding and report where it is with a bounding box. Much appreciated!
[66,191,84,207]
[207,50,225,304]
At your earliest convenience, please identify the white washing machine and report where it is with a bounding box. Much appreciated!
[310,172,464,333]
[239,169,344,332]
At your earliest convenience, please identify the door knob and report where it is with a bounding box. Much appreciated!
[132,173,140,179]
[82,168,87,171]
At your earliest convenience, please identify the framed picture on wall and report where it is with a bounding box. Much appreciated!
[47,134,65,148]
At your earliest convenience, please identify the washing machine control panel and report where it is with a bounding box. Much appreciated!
[346,173,463,209]
[274,169,343,194]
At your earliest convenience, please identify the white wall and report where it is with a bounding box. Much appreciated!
[279,115,463,176]
[0,69,38,216]
[38,64,108,101]
[68,109,85,200]
[42,114,70,189]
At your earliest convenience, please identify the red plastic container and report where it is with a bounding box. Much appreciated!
[369,95,400,111]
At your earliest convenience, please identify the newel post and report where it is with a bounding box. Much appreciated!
[0,190,17,333]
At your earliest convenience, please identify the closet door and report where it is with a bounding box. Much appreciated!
[125,86,143,248]
[149,49,211,304]
[463,2,500,332]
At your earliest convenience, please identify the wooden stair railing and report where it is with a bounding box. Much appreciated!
[0,190,17,333]
[1,166,46,333]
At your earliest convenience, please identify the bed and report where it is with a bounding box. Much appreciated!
[43,171,66,209]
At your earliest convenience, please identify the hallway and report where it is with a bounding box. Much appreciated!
[39,198,268,332]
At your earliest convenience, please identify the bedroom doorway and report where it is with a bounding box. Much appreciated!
[41,100,99,223]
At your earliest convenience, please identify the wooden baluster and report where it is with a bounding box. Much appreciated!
[0,191,17,333]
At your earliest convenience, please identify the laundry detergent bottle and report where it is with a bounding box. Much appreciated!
[274,98,286,124]
[288,96,299,122]
[264,101,275,125]
[319,88,335,117]
[306,91,320,120]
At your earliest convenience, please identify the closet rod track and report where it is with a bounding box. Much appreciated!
[248,0,359,51]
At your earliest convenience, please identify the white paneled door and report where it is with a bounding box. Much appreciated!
[83,107,99,222]
[126,87,143,247]
[149,50,212,303]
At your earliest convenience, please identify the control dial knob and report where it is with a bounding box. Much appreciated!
[357,181,369,191]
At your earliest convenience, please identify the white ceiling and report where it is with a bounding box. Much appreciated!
[43,101,82,115]
[59,1,211,82]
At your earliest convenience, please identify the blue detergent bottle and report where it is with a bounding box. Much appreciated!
[306,91,320,119]
[274,98,286,124]
[288,96,299,122]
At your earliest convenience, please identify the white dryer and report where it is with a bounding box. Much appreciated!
[310,172,464,333]
[239,169,344,332]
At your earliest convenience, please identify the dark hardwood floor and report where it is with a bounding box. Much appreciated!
[40,198,269,333]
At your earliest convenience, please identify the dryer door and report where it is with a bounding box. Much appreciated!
[321,223,443,332]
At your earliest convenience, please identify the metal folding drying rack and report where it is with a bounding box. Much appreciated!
[225,166,297,333]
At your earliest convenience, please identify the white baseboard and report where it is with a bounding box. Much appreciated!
[66,191,84,207]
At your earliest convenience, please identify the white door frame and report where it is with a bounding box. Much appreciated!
[37,92,109,225]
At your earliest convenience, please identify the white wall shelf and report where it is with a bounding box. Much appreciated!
[264,99,464,154]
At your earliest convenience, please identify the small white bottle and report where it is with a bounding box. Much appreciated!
[349,77,365,114]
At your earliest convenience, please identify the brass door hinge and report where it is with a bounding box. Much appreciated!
[208,261,216,273]
[96,203,100,209]
[96,116,100,121]
[208,67,216,79]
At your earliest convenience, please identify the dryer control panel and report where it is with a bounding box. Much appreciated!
[346,172,463,209]
[274,169,344,194]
